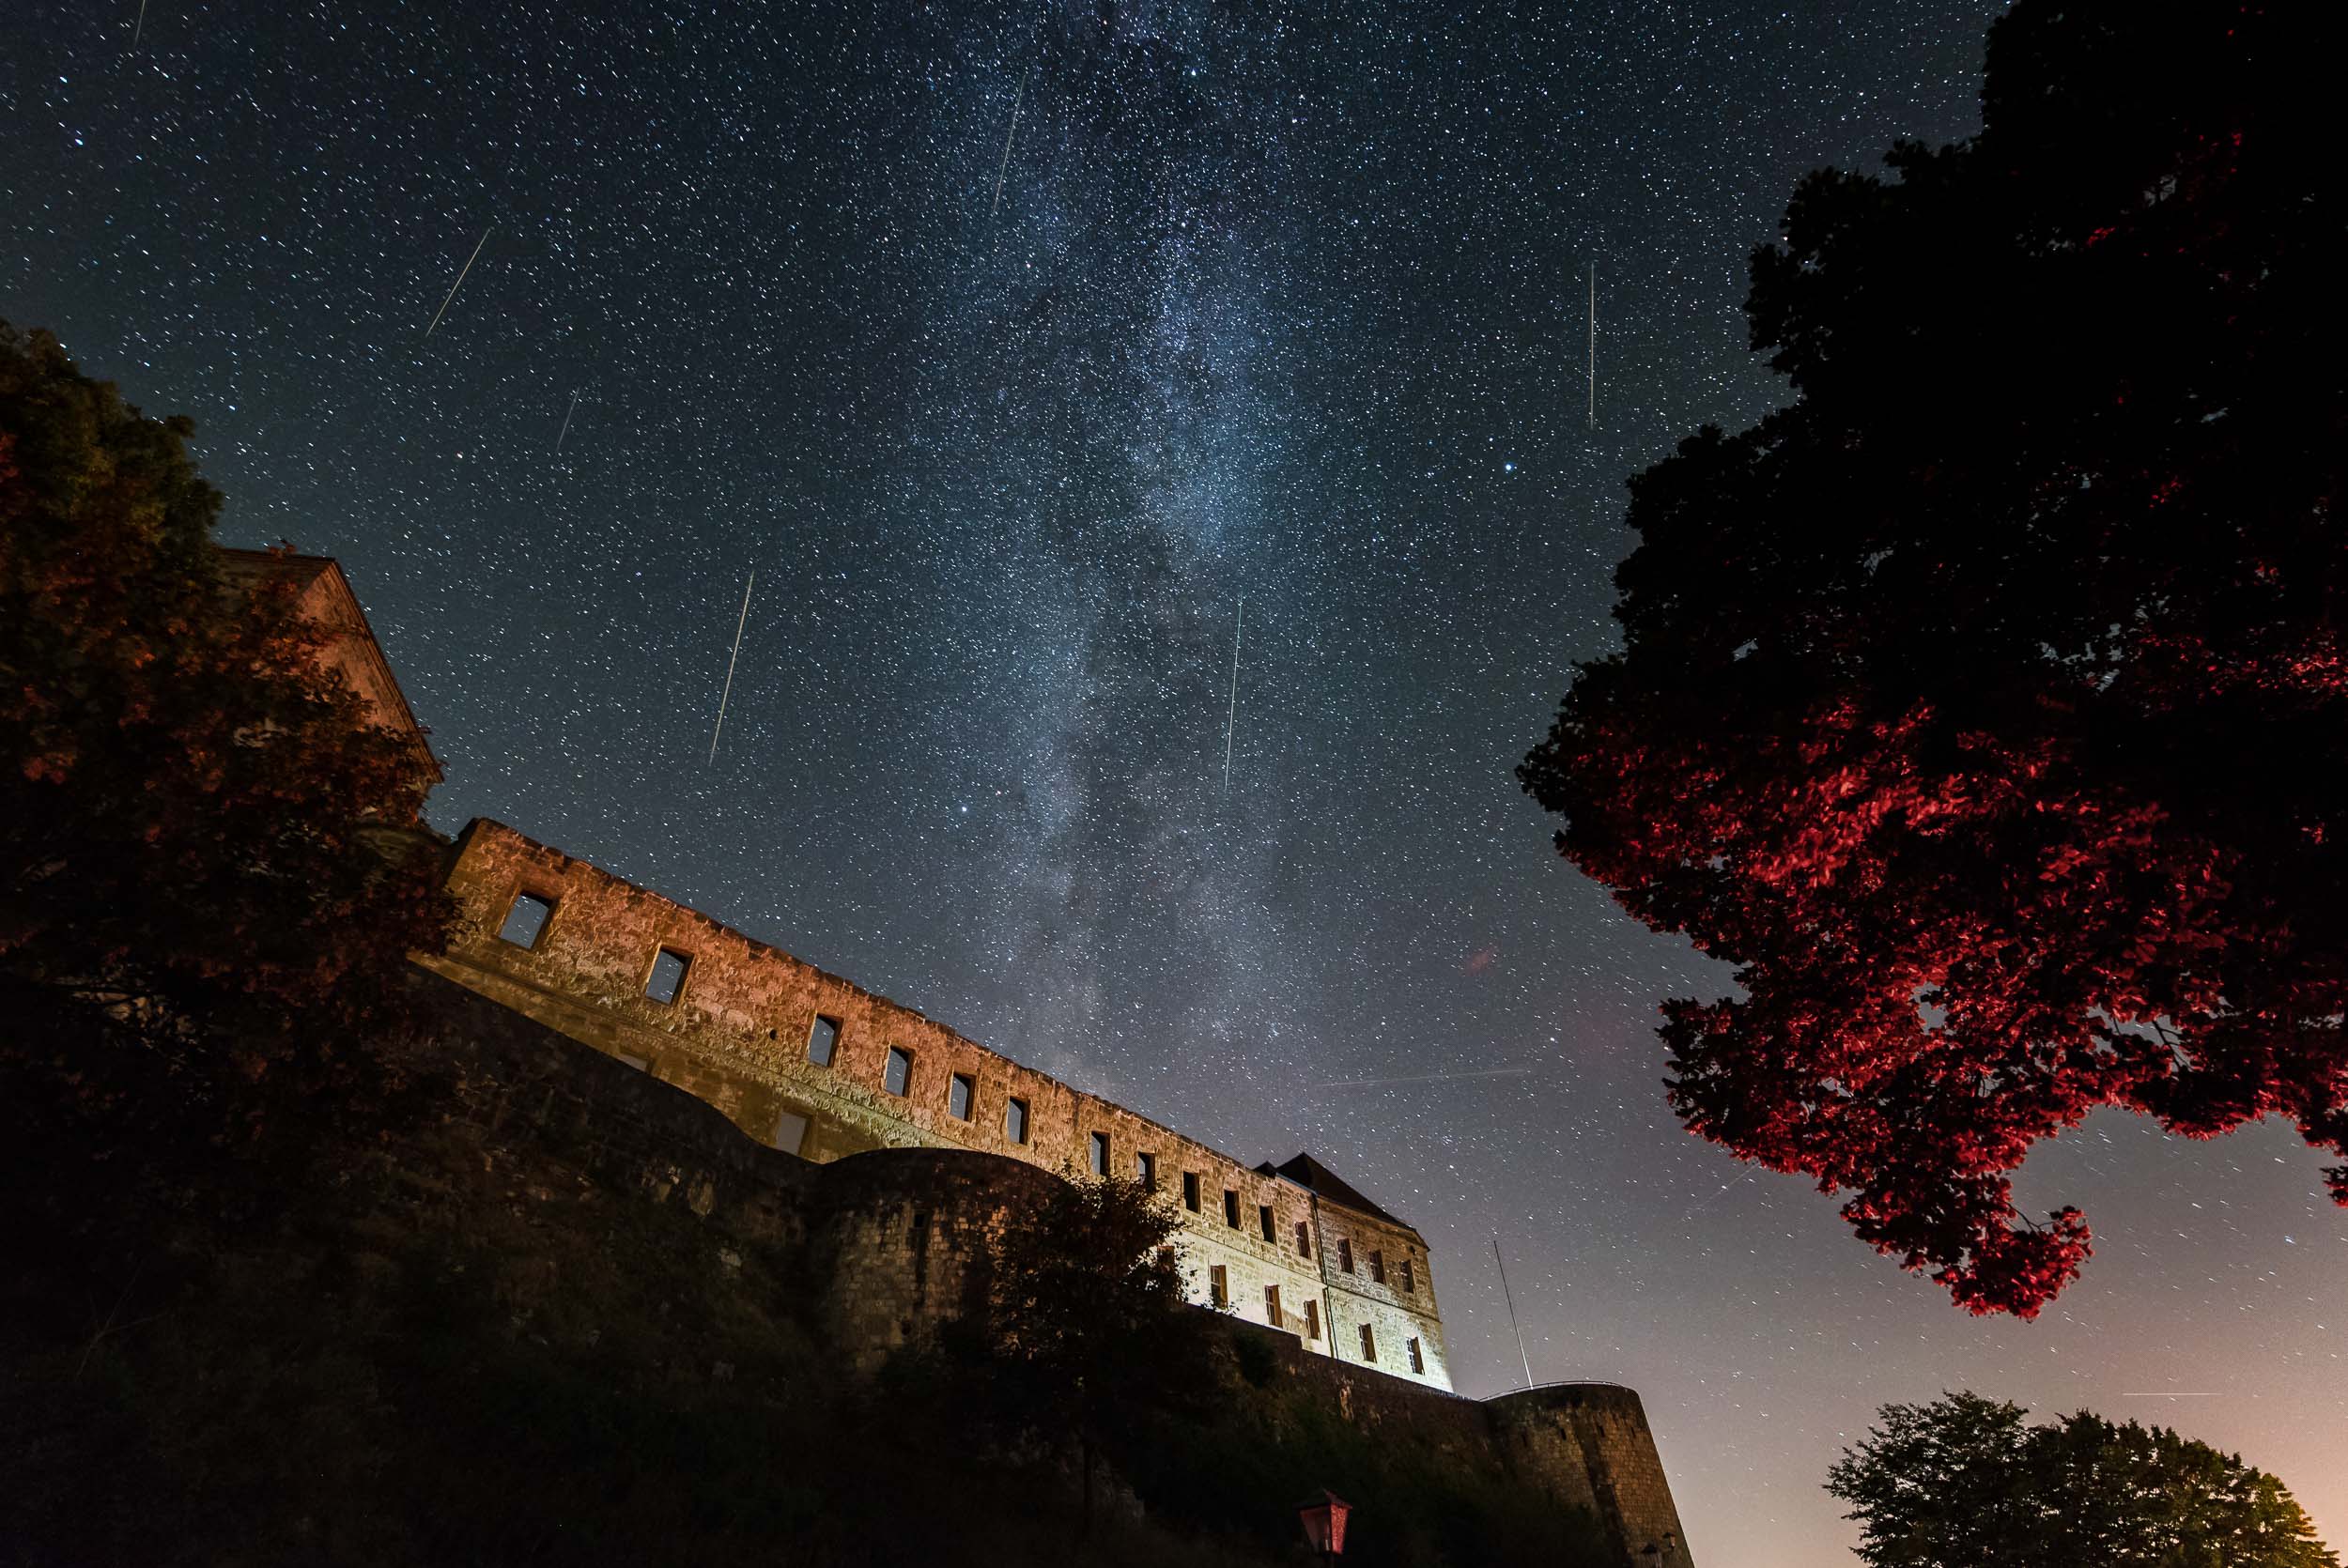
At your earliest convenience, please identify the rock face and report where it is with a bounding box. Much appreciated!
[420,817,1454,1391]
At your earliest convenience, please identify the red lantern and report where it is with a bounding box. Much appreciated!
[1297,1490,1352,1557]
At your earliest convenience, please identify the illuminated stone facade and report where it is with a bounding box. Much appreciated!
[418,818,1456,1391]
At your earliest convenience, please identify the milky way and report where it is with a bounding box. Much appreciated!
[8,4,2341,1561]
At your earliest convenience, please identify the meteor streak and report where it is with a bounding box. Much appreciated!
[707,569,755,764]
[1222,592,1244,792]
[1324,1066,1535,1088]
[421,223,493,344]
[554,391,579,453]
[992,67,1029,217]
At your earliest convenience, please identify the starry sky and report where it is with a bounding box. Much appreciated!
[7,2,2342,1561]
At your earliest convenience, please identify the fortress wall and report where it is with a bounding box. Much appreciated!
[1489,1386,1696,1568]
[403,965,1691,1567]
[426,819,1452,1388]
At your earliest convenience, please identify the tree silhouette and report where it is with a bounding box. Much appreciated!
[980,1172,1223,1534]
[1828,1392,2337,1568]
[0,322,451,1126]
[1521,0,2342,1314]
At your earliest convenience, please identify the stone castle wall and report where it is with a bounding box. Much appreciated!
[418,818,1452,1388]
[411,963,1692,1566]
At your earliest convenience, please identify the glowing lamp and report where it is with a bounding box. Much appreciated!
[1297,1490,1352,1558]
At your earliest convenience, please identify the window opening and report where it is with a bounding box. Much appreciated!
[1223,1190,1241,1228]
[644,947,689,1005]
[1182,1172,1201,1212]
[885,1046,913,1097]
[498,892,553,948]
[1209,1265,1228,1308]
[1135,1150,1156,1190]
[949,1072,975,1121]
[1295,1221,1312,1258]
[1089,1131,1108,1176]
[807,1015,841,1067]
[1358,1324,1376,1362]
[1408,1337,1426,1375]
[1005,1097,1028,1145]
[773,1110,809,1156]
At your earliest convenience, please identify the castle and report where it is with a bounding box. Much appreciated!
[281,551,1696,1566]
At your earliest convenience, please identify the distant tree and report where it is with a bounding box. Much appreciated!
[1828,1391,2337,1568]
[0,322,451,1125]
[1519,0,2343,1314]
[981,1172,1224,1534]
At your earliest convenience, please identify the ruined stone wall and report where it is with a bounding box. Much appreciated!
[420,818,1453,1389]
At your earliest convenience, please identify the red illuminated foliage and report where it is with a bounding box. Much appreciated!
[0,322,451,1115]
[1521,1,2342,1314]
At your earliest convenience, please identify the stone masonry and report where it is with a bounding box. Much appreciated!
[418,818,1456,1390]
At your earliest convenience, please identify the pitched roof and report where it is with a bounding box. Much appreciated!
[1259,1153,1416,1231]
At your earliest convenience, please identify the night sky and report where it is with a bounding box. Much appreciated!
[7,3,2342,1561]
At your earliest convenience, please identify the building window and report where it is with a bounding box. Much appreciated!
[1259,1205,1275,1243]
[644,947,690,1005]
[949,1072,975,1121]
[1304,1299,1321,1340]
[885,1046,913,1097]
[497,891,554,948]
[1408,1337,1425,1375]
[1136,1151,1156,1190]
[1399,1258,1415,1294]
[1368,1250,1386,1285]
[1005,1097,1028,1145]
[1089,1131,1109,1176]
[807,1015,841,1067]
[1209,1265,1228,1308]
[1182,1172,1201,1212]
[1223,1190,1241,1228]
[1295,1221,1312,1258]
[774,1110,809,1156]
[1358,1324,1376,1362]
[1265,1284,1282,1327]
[1337,1238,1354,1274]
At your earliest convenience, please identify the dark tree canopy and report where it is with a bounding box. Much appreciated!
[980,1172,1222,1530]
[1827,1391,2337,1568]
[0,322,451,1113]
[1521,0,2344,1313]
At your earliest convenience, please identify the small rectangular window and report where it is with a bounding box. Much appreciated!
[1209,1265,1228,1308]
[1359,1324,1376,1362]
[644,947,690,1005]
[1089,1131,1108,1176]
[1259,1205,1275,1243]
[1304,1299,1321,1340]
[1005,1097,1028,1145]
[1408,1336,1425,1375]
[498,891,554,948]
[1399,1258,1415,1294]
[1369,1249,1386,1285]
[773,1110,809,1156]
[885,1046,913,1097]
[1182,1172,1201,1212]
[950,1072,975,1120]
[1223,1190,1241,1229]
[807,1015,841,1067]
[1265,1284,1282,1326]
[1135,1151,1156,1190]
[1295,1221,1312,1258]
[1337,1238,1354,1274]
